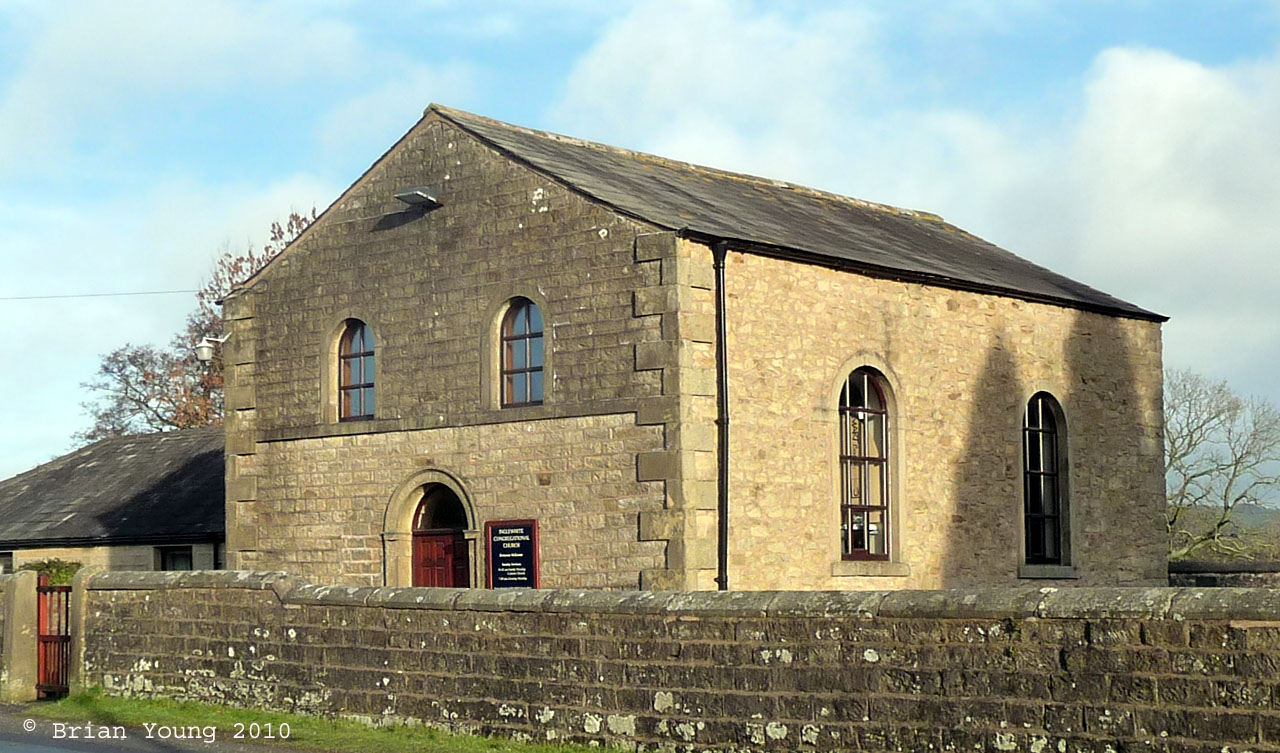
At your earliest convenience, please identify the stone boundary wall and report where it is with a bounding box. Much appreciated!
[1170,561,1280,588]
[78,570,1280,752]
[0,571,37,702]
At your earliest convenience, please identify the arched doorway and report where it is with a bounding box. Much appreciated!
[411,484,470,587]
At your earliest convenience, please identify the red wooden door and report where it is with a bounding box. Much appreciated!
[413,532,468,587]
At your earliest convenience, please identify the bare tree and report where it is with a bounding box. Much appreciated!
[75,210,316,445]
[1165,368,1280,560]
[76,343,220,441]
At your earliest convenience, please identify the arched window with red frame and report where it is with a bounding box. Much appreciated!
[339,320,374,421]
[500,299,543,407]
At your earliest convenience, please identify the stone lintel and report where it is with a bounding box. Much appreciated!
[634,232,677,262]
[639,567,685,591]
[678,311,716,344]
[634,341,677,371]
[679,256,715,290]
[636,450,679,481]
[225,410,258,455]
[666,538,715,571]
[635,397,677,426]
[633,287,678,317]
[668,423,716,454]
[224,334,257,366]
[224,384,255,411]
[678,367,716,397]
[225,475,258,502]
[228,502,259,550]
[638,510,682,541]
[222,291,254,320]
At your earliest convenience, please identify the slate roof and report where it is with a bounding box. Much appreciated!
[0,427,224,548]
[431,105,1164,321]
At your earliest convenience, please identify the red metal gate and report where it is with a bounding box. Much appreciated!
[36,575,71,698]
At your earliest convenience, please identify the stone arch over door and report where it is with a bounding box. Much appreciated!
[383,469,479,587]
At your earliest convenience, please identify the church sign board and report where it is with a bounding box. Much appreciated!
[485,519,540,588]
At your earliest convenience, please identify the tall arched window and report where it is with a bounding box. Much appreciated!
[339,320,374,421]
[1023,392,1068,565]
[839,368,890,560]
[501,298,543,407]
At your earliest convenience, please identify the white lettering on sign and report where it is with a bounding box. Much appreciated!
[489,522,538,587]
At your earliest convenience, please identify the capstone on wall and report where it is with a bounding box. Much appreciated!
[223,114,673,588]
[1170,562,1280,588]
[79,572,1280,753]
[693,241,1166,590]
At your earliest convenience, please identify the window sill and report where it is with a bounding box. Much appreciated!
[1018,564,1078,580]
[832,560,911,578]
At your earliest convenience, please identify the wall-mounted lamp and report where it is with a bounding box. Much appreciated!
[195,334,230,363]
[393,187,442,209]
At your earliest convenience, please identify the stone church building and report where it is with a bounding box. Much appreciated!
[222,105,1167,591]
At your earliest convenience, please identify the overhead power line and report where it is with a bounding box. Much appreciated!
[0,289,198,301]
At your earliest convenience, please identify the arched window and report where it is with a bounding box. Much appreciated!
[839,368,890,560]
[1023,393,1068,565]
[501,298,543,407]
[339,320,374,421]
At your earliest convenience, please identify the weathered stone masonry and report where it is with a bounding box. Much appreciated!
[222,105,1168,592]
[0,571,37,702]
[713,244,1166,590]
[80,571,1280,752]
[222,114,689,589]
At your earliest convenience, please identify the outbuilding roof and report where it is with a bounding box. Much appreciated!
[431,105,1163,321]
[0,427,224,549]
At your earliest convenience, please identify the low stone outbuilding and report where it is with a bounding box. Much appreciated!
[222,105,1167,591]
[0,427,225,572]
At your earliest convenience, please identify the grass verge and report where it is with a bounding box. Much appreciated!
[28,690,601,753]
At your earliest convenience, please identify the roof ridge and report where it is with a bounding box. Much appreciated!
[427,104,945,224]
[96,425,224,444]
[0,426,224,486]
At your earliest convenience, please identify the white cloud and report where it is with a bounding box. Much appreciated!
[549,0,880,174]
[394,0,634,38]
[317,62,477,158]
[0,171,341,478]
[0,0,488,477]
[0,0,361,172]
[1059,47,1280,393]
[553,4,1280,404]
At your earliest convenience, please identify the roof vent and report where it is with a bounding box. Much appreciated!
[394,187,442,209]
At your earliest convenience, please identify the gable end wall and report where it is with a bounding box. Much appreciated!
[224,116,692,588]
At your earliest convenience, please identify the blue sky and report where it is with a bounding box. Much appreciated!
[2,0,1279,478]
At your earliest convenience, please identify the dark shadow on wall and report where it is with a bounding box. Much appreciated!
[372,204,431,232]
[941,328,1024,587]
[1063,309,1160,583]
